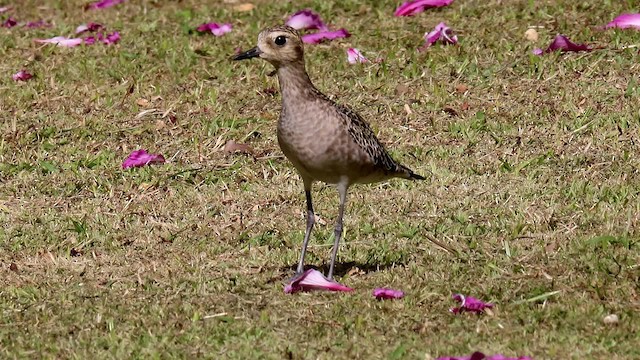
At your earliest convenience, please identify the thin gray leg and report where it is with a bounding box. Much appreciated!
[327,182,348,280]
[296,184,315,274]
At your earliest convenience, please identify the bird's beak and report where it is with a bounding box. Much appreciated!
[232,47,261,61]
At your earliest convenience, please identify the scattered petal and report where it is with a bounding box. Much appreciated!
[122,149,165,169]
[103,31,120,44]
[373,288,404,300]
[196,22,232,36]
[533,34,592,55]
[301,28,350,44]
[87,0,126,10]
[347,48,369,64]
[76,22,103,34]
[449,294,494,314]
[394,0,454,17]
[285,9,328,31]
[284,269,353,294]
[12,70,33,82]
[223,140,254,155]
[24,20,50,28]
[35,36,84,47]
[604,13,640,30]
[2,16,17,28]
[419,22,457,51]
[437,352,533,360]
[0,7,10,13]
[84,35,97,45]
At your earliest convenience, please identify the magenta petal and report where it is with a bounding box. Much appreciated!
[535,34,592,55]
[420,22,457,51]
[373,288,404,300]
[87,0,126,10]
[285,9,328,31]
[2,17,17,28]
[35,36,84,47]
[196,22,232,36]
[301,28,350,44]
[605,13,640,29]
[394,0,454,17]
[437,352,533,360]
[76,22,103,34]
[449,294,494,314]
[122,149,166,169]
[12,70,33,82]
[284,269,353,294]
[103,31,120,44]
[24,20,50,28]
[347,48,368,64]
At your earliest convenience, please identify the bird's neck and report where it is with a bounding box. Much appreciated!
[276,63,318,103]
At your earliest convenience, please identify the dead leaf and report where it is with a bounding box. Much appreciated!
[233,3,254,11]
[395,84,410,96]
[525,28,539,42]
[455,84,469,93]
[460,102,470,111]
[137,98,150,107]
[223,140,254,155]
[9,263,18,272]
[155,120,166,130]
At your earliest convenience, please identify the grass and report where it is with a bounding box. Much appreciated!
[1,0,639,358]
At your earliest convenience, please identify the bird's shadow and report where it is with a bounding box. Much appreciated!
[274,261,407,282]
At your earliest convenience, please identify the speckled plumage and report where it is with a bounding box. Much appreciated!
[233,25,424,280]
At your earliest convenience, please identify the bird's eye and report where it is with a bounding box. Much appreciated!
[275,35,287,46]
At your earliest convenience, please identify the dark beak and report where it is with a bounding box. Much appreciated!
[232,47,261,61]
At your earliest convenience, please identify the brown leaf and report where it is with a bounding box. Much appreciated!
[455,84,469,93]
[9,263,18,272]
[137,98,150,107]
[525,28,539,42]
[223,140,254,155]
[460,102,470,111]
[233,3,254,11]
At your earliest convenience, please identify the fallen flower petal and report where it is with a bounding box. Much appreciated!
[35,36,84,47]
[437,352,533,360]
[533,34,592,55]
[196,22,232,36]
[373,288,404,300]
[223,140,254,155]
[301,28,350,44]
[284,269,353,294]
[2,16,17,28]
[394,0,453,17]
[87,0,126,10]
[103,31,120,44]
[347,48,369,64]
[0,7,10,13]
[604,13,640,30]
[419,22,457,51]
[285,9,328,31]
[76,22,103,33]
[12,70,33,81]
[24,20,51,28]
[449,294,494,314]
[122,149,165,169]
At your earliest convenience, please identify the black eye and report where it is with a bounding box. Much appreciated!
[275,35,287,46]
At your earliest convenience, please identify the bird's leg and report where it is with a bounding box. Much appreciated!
[327,183,348,280]
[296,186,315,274]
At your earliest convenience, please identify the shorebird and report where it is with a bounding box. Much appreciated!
[233,25,424,280]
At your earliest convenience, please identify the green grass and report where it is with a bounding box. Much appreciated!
[1,0,639,358]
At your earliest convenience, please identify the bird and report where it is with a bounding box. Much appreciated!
[233,25,424,280]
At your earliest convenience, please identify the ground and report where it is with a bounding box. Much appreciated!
[1,0,639,359]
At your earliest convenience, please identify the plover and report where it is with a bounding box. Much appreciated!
[233,25,424,280]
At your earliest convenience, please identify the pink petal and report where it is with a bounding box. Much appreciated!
[604,13,640,29]
[2,16,17,28]
[122,149,166,169]
[301,28,350,44]
[394,0,454,17]
[12,70,33,82]
[76,22,103,34]
[347,48,369,64]
[534,34,592,55]
[24,20,50,28]
[103,31,120,44]
[284,269,353,294]
[0,7,10,13]
[437,352,533,360]
[84,35,97,45]
[285,9,328,31]
[196,22,232,36]
[449,293,494,314]
[373,288,404,300]
[87,0,126,10]
[35,36,84,47]
[419,22,458,51]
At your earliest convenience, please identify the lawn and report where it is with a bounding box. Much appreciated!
[1,0,639,359]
